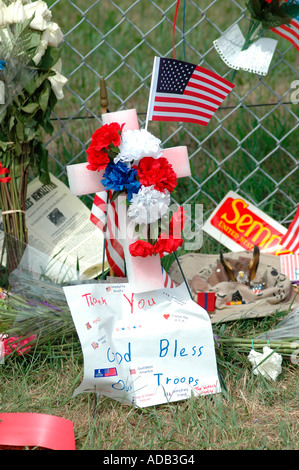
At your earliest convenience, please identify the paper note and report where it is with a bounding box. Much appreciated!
[63,282,221,408]
[214,24,277,76]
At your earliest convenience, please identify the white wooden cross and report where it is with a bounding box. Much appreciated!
[67,108,191,293]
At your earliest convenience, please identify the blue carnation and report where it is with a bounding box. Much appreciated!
[101,161,140,201]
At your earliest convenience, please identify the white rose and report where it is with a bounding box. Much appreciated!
[51,58,62,73]
[32,38,47,65]
[4,0,26,24]
[41,21,63,47]
[0,2,6,26]
[24,0,52,31]
[48,68,67,100]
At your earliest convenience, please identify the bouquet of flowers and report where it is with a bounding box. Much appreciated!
[0,287,79,360]
[86,122,186,259]
[242,0,299,50]
[0,0,67,272]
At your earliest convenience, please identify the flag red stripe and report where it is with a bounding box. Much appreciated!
[153,105,213,119]
[152,115,209,125]
[154,95,217,112]
[272,28,299,50]
[187,81,227,100]
[195,65,236,89]
[280,21,299,40]
[183,89,221,106]
[191,72,233,95]
[90,212,104,231]
[271,19,299,51]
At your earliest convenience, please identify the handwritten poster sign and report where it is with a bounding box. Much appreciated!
[63,283,220,408]
[203,191,289,256]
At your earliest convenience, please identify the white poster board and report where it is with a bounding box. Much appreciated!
[63,282,221,408]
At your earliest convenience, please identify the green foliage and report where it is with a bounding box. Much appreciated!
[246,0,299,28]
[0,17,60,184]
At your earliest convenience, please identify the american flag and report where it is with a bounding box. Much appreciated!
[90,191,176,287]
[281,204,299,253]
[146,57,235,126]
[271,0,299,52]
[271,18,299,51]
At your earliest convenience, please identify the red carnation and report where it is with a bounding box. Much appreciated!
[0,162,11,183]
[91,122,124,149]
[154,232,183,256]
[129,239,155,257]
[134,157,177,194]
[86,144,110,171]
[86,122,125,171]
[2,335,37,356]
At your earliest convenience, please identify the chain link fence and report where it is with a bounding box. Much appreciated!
[47,0,299,246]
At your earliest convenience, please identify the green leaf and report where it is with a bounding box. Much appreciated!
[24,78,37,96]
[22,102,39,114]
[281,4,299,19]
[8,116,15,132]
[34,142,51,184]
[26,32,41,51]
[246,0,262,19]
[39,47,61,71]
[39,82,50,112]
[16,118,24,141]
[0,140,9,151]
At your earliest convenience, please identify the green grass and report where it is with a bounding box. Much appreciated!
[1,311,298,450]
[0,0,299,452]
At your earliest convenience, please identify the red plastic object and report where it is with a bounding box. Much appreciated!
[0,413,76,450]
[197,292,216,312]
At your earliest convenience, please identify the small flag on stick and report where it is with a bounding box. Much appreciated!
[271,18,299,51]
[146,57,235,127]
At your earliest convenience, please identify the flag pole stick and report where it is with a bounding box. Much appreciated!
[101,192,109,279]
[173,251,193,300]
[145,56,159,131]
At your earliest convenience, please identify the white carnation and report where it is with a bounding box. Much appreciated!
[128,185,170,225]
[115,128,163,164]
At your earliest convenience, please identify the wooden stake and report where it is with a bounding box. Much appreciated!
[100,76,109,114]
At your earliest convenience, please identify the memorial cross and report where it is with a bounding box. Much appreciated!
[67,108,191,293]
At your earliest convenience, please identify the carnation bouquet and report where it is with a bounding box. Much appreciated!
[242,0,299,50]
[86,121,186,261]
[0,0,67,272]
